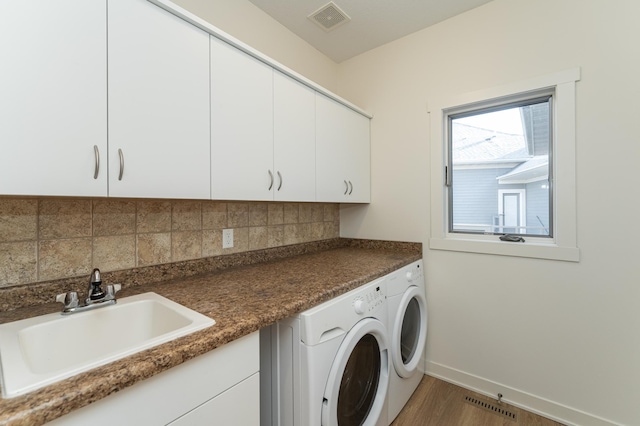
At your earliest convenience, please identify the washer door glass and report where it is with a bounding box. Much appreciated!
[401,298,421,363]
[337,333,381,425]
[322,318,389,426]
[392,286,427,378]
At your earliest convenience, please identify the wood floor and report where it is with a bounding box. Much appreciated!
[391,376,565,426]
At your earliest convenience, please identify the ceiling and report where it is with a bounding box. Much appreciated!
[248,0,494,63]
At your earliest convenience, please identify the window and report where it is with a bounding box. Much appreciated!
[448,95,552,238]
[429,68,580,261]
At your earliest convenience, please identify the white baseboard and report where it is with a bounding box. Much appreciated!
[425,361,621,426]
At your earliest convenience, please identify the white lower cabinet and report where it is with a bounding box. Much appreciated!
[49,332,259,426]
[169,373,260,425]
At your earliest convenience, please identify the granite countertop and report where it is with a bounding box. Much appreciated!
[0,239,421,425]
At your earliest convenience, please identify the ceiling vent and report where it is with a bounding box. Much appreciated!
[308,2,351,32]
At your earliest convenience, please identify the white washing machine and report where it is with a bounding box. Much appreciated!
[261,277,390,426]
[386,260,427,423]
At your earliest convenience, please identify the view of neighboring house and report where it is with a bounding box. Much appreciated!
[450,101,551,236]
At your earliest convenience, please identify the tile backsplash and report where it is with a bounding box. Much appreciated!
[0,197,339,288]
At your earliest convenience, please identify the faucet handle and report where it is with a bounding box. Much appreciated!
[106,284,122,299]
[56,291,79,308]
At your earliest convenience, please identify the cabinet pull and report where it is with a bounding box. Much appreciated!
[344,180,349,195]
[268,170,274,190]
[348,181,353,195]
[277,171,282,191]
[118,148,124,181]
[93,145,100,179]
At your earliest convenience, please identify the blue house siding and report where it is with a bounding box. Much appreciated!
[451,167,516,231]
[525,181,550,235]
[452,168,549,235]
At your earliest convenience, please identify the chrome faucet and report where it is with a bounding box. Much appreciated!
[56,268,121,315]
[87,268,106,303]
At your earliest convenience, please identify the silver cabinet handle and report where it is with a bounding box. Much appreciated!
[277,171,282,191]
[344,180,349,195]
[348,181,353,195]
[118,148,124,181]
[268,170,274,190]
[93,145,100,179]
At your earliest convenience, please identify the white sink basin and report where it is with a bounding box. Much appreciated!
[0,292,215,398]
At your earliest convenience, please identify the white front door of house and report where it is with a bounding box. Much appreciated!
[499,189,526,233]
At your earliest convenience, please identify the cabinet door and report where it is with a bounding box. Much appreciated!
[210,36,274,201]
[273,72,316,202]
[49,332,259,426]
[169,373,260,426]
[0,0,107,197]
[316,94,371,203]
[108,0,210,199]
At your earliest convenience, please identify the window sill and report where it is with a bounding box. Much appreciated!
[429,237,579,262]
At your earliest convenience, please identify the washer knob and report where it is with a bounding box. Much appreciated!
[354,299,366,314]
[406,271,414,281]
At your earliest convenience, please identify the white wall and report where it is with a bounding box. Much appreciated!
[172,0,339,92]
[338,0,640,425]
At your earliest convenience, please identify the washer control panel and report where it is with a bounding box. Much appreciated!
[352,284,385,315]
[405,262,424,284]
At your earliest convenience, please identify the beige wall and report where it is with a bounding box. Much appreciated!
[0,198,338,287]
[338,0,640,425]
[172,0,339,93]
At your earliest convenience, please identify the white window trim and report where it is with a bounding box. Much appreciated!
[428,68,580,262]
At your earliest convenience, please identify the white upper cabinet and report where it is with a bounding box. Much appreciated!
[0,0,108,197]
[210,36,274,201]
[316,94,371,203]
[273,72,316,202]
[0,0,370,203]
[108,0,210,199]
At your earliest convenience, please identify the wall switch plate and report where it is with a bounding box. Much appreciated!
[222,229,234,249]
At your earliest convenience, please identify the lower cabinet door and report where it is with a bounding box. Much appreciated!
[169,373,260,426]
[48,332,259,426]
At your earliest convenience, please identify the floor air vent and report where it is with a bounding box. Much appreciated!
[463,395,517,421]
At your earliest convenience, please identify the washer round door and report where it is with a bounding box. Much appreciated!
[321,318,389,426]
[391,286,427,378]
